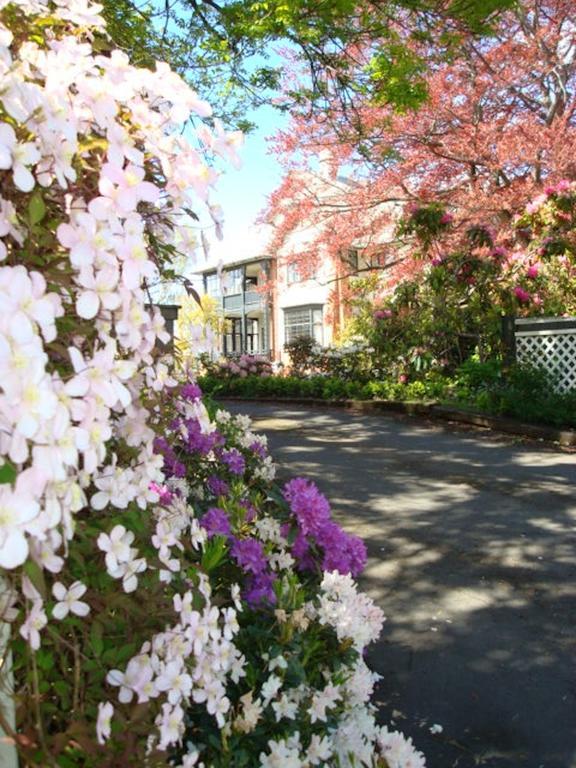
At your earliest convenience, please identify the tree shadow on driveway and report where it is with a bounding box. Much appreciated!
[226,402,576,768]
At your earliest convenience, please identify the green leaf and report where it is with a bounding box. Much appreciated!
[28,192,46,226]
[36,649,55,671]
[53,680,71,708]
[200,535,228,572]
[90,621,104,657]
[23,559,47,600]
[0,461,16,485]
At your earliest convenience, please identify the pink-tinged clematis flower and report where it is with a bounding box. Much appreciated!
[19,599,47,650]
[91,162,159,218]
[2,366,59,440]
[198,119,244,170]
[111,555,147,593]
[0,265,63,344]
[116,234,158,290]
[53,0,107,28]
[154,61,212,121]
[57,211,118,270]
[0,122,40,192]
[107,655,154,704]
[52,580,90,619]
[66,342,135,409]
[156,660,193,705]
[0,480,40,568]
[32,534,65,573]
[97,524,135,572]
[75,265,121,319]
[96,701,114,745]
[157,702,185,750]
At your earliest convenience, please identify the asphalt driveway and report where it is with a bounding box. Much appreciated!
[224,401,576,768]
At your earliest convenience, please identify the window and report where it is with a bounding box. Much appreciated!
[205,273,220,298]
[286,262,301,284]
[284,306,323,345]
[245,318,259,353]
[224,317,243,355]
[343,248,359,272]
[224,268,243,295]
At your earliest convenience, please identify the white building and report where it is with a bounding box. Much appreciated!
[195,171,398,362]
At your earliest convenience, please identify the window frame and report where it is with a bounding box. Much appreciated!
[286,262,302,284]
[205,272,220,298]
[283,305,324,345]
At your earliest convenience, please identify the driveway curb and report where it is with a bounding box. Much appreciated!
[215,396,576,447]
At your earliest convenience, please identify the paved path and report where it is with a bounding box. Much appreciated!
[225,402,576,768]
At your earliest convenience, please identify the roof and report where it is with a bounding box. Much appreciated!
[194,252,273,276]
[193,222,274,275]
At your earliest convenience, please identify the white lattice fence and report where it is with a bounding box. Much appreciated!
[515,317,576,392]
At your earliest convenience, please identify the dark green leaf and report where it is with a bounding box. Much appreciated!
[0,461,16,485]
[28,192,46,225]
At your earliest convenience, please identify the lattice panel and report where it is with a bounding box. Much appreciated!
[516,333,576,392]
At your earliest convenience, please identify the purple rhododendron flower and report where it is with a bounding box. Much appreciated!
[200,507,231,538]
[230,537,267,574]
[207,476,230,497]
[221,448,245,476]
[244,571,277,608]
[291,530,316,572]
[240,499,257,522]
[249,441,267,460]
[318,521,367,577]
[153,437,186,478]
[184,418,223,455]
[181,382,202,401]
[283,478,367,577]
[283,477,331,536]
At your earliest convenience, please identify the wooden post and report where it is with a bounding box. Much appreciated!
[501,315,516,369]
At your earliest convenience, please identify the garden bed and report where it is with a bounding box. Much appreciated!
[200,377,576,447]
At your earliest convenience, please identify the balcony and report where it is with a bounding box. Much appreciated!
[217,290,266,312]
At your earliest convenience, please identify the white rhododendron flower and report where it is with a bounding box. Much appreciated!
[377,726,427,768]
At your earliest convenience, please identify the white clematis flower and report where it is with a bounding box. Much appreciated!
[0,122,40,192]
[96,524,135,572]
[96,701,114,745]
[52,580,90,619]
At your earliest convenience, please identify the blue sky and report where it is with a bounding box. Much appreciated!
[146,1,289,272]
[201,104,288,265]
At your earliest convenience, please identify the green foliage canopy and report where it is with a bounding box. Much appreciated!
[101,0,517,128]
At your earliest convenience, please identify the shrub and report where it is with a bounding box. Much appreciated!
[208,354,274,379]
[284,336,317,376]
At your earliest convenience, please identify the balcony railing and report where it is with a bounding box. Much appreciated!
[223,294,242,310]
[216,290,265,312]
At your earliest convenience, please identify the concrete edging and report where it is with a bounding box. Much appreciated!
[216,396,576,447]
